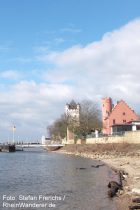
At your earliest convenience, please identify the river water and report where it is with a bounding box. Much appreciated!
[0,148,117,210]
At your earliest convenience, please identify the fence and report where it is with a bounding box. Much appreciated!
[86,131,140,144]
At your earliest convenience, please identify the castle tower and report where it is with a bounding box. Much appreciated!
[65,100,80,142]
[102,97,112,134]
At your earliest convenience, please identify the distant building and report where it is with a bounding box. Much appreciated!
[41,136,51,145]
[65,100,80,121]
[102,97,139,135]
[112,120,140,133]
[65,100,80,141]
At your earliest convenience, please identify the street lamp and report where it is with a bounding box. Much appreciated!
[12,125,16,144]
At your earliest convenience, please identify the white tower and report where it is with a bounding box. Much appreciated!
[65,100,80,142]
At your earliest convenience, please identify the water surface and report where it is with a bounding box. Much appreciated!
[0,148,117,210]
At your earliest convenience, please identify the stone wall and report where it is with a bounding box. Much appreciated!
[124,131,140,143]
[64,139,75,144]
[86,131,140,144]
[62,131,140,145]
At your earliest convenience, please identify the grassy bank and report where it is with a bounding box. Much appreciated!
[60,143,140,156]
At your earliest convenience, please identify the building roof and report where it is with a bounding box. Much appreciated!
[112,123,131,127]
[109,99,138,118]
[112,120,140,127]
[67,100,78,109]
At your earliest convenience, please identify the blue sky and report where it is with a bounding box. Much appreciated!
[0,0,140,141]
[0,0,140,73]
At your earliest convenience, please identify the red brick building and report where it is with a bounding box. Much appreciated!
[102,97,139,135]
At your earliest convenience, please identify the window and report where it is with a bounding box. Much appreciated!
[113,119,116,124]
[123,112,125,115]
[123,120,126,123]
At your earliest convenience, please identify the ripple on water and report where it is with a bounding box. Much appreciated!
[0,149,117,210]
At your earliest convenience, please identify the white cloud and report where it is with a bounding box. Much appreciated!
[0,80,72,141]
[1,18,140,141]
[40,18,140,109]
[0,70,22,80]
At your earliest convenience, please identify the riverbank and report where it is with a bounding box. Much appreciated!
[57,143,140,210]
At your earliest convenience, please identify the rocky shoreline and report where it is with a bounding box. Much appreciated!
[57,143,140,210]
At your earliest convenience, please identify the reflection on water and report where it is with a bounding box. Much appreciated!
[0,148,117,210]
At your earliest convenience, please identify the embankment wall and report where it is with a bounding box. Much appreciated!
[86,131,140,144]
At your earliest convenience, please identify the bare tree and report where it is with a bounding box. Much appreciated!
[47,114,67,141]
[48,99,102,141]
[68,99,102,139]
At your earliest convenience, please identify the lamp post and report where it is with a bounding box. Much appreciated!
[12,126,16,144]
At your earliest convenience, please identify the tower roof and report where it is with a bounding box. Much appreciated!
[68,100,78,109]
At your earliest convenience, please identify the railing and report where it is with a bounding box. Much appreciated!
[86,131,125,139]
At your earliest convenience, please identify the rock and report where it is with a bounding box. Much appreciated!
[132,188,140,194]
[134,177,140,180]
[120,162,129,166]
[76,167,87,170]
[122,174,128,179]
[129,205,140,209]
[108,181,122,197]
[108,187,118,198]
[118,190,124,195]
[124,186,131,191]
[132,198,140,203]
[91,164,105,168]
[108,181,122,189]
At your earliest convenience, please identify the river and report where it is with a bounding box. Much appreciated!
[0,148,117,210]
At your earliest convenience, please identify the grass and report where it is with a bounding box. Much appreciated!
[63,143,140,155]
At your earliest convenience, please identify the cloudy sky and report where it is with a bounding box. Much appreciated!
[0,0,140,142]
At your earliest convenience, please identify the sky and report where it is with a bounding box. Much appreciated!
[0,0,140,142]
